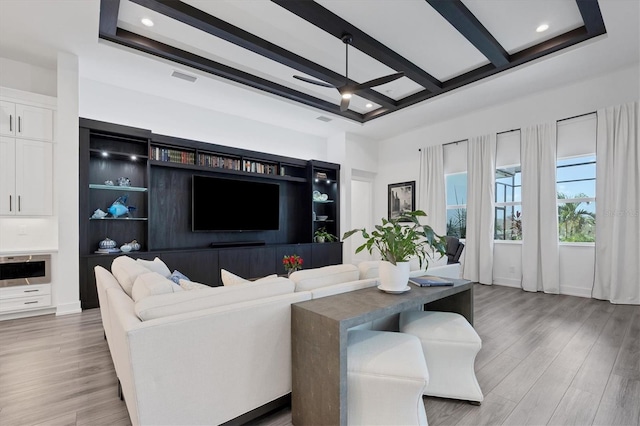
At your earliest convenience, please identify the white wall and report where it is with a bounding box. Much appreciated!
[79,79,327,161]
[326,132,379,264]
[375,65,640,298]
[0,57,57,97]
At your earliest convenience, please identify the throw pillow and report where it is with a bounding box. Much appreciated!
[132,272,183,302]
[179,279,211,291]
[136,257,171,278]
[170,270,190,285]
[221,269,278,286]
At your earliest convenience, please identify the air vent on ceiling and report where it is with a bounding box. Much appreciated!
[171,71,197,83]
[316,116,332,122]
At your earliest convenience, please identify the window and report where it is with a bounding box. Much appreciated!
[557,155,596,242]
[444,141,468,238]
[446,173,467,238]
[495,166,522,240]
[495,130,522,240]
[556,113,597,243]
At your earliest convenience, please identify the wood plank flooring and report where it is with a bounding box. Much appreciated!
[0,284,638,426]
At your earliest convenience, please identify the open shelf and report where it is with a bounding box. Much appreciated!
[89,184,148,192]
[90,217,148,221]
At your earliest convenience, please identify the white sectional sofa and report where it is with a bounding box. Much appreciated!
[95,255,460,425]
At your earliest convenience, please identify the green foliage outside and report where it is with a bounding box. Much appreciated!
[557,193,595,242]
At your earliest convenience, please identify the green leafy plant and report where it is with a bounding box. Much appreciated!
[343,210,447,268]
[314,227,337,242]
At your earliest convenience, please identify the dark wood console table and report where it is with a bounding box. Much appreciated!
[291,279,473,426]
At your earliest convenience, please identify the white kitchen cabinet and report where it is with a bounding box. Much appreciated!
[0,284,52,313]
[0,101,53,141]
[0,136,53,216]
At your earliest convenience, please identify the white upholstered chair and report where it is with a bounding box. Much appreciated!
[347,330,429,425]
[399,311,483,404]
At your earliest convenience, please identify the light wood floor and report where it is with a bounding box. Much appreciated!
[0,284,638,426]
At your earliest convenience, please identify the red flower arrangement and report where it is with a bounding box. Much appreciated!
[282,254,303,274]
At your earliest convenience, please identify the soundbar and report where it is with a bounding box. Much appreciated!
[209,241,265,248]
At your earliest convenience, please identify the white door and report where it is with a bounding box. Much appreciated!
[15,104,53,142]
[0,101,16,137]
[0,137,16,215]
[349,178,374,264]
[15,139,53,215]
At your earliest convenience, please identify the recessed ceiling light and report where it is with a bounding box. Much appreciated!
[536,24,549,33]
[101,151,108,157]
[365,103,373,108]
[141,18,154,27]
[130,155,137,161]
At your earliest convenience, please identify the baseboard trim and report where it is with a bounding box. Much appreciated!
[493,279,593,299]
[0,307,56,321]
[559,285,592,298]
[56,301,82,316]
[492,277,521,288]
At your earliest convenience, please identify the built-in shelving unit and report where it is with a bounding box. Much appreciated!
[79,119,342,309]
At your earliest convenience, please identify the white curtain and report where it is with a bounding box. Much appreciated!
[418,146,446,236]
[521,123,559,293]
[463,135,495,285]
[593,102,640,304]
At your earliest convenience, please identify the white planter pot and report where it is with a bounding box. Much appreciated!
[378,261,410,293]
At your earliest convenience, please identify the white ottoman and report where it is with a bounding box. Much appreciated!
[399,311,483,403]
[347,330,429,426]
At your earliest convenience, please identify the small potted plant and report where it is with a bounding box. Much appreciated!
[314,227,337,243]
[343,210,447,292]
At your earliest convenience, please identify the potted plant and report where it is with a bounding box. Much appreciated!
[343,210,447,292]
[314,227,337,243]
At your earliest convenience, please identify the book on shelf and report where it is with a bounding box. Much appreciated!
[409,276,454,287]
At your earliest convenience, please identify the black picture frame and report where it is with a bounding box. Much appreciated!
[388,181,415,220]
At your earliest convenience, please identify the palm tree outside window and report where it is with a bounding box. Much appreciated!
[556,155,596,242]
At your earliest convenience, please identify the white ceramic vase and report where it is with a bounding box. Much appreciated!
[378,261,410,293]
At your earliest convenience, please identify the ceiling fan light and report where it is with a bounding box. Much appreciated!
[341,93,352,99]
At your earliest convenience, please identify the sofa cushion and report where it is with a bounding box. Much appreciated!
[137,257,171,278]
[358,261,380,279]
[132,272,183,302]
[289,264,359,292]
[111,256,153,298]
[221,269,278,286]
[134,277,295,321]
[179,279,210,291]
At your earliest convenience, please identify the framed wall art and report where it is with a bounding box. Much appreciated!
[388,181,415,220]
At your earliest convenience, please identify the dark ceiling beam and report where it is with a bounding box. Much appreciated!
[127,0,396,109]
[271,0,442,93]
[426,0,509,67]
[100,28,364,122]
[99,0,120,37]
[576,0,606,35]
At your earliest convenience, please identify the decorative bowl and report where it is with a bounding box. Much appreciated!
[317,215,328,221]
[320,193,328,201]
[120,244,132,253]
[312,190,321,201]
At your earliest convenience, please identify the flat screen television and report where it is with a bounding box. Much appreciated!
[192,175,280,231]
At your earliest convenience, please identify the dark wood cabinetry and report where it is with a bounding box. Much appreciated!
[79,119,342,309]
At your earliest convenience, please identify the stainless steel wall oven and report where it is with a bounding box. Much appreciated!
[0,255,51,287]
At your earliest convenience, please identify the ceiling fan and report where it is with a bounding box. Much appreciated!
[293,34,404,112]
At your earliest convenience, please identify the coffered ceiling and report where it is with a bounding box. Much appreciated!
[0,0,637,139]
[99,0,606,123]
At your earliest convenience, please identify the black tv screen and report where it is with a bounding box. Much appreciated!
[192,175,280,231]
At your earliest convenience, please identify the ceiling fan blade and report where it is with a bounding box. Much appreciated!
[340,96,350,112]
[293,75,336,88]
[354,72,405,91]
